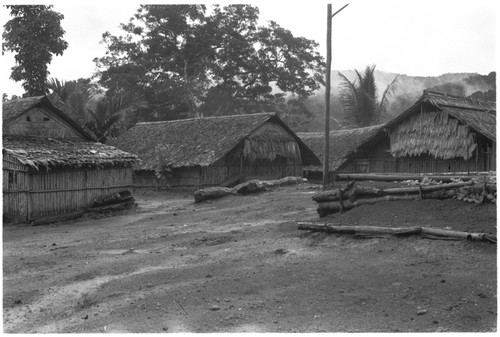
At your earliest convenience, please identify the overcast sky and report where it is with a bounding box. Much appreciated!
[1,0,497,97]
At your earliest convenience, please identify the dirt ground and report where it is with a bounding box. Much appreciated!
[3,181,497,333]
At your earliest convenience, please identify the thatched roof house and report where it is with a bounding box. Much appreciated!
[3,96,137,224]
[3,94,95,141]
[297,124,383,172]
[332,90,496,174]
[111,113,320,189]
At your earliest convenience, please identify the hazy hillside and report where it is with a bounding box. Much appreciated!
[296,70,496,132]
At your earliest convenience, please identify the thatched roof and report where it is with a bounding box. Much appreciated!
[385,90,496,159]
[3,136,137,170]
[2,94,95,141]
[110,113,320,170]
[387,90,496,140]
[297,124,383,171]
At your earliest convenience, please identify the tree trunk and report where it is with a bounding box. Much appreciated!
[297,222,496,243]
[335,173,475,183]
[317,195,419,217]
[382,181,473,195]
[194,187,235,203]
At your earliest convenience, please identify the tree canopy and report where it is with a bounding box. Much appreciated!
[94,5,325,121]
[3,5,68,96]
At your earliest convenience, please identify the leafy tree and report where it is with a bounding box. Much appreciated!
[338,65,399,127]
[94,5,324,120]
[3,5,68,96]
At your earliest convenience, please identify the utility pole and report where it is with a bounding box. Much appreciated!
[323,3,349,187]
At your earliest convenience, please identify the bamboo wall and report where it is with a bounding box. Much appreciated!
[3,155,134,224]
[3,153,29,223]
[338,136,496,174]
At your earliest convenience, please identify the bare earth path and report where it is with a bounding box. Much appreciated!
[3,183,496,332]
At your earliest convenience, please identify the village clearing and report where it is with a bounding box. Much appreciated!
[2,182,497,333]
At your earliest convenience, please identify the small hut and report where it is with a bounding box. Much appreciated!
[298,124,383,180]
[3,94,95,141]
[329,90,496,174]
[3,96,137,224]
[110,113,320,189]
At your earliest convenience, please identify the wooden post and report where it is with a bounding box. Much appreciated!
[323,3,349,187]
[323,4,332,187]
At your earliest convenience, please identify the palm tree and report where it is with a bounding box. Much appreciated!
[85,92,148,143]
[47,78,148,143]
[338,65,399,127]
[46,77,95,125]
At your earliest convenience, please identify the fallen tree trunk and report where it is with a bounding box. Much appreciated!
[382,181,473,195]
[335,173,475,183]
[93,190,133,207]
[32,210,85,226]
[316,190,457,217]
[87,200,136,212]
[317,195,419,217]
[313,183,383,202]
[234,176,307,195]
[194,187,235,203]
[195,176,308,202]
[313,181,473,203]
[297,222,496,243]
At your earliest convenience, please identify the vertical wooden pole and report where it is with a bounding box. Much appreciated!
[323,4,332,187]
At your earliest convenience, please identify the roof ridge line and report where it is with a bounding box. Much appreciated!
[137,112,276,125]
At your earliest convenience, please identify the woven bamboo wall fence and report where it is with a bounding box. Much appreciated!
[3,154,134,224]
[3,153,29,223]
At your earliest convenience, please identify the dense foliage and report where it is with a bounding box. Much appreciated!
[47,78,148,143]
[94,5,325,122]
[3,5,68,96]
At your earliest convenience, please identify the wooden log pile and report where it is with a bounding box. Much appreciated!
[297,222,496,243]
[313,180,496,217]
[32,190,136,225]
[194,176,308,203]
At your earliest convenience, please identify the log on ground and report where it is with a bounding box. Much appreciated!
[313,183,383,202]
[32,210,85,226]
[314,182,473,203]
[194,187,236,203]
[316,195,420,217]
[297,222,496,243]
[335,173,475,183]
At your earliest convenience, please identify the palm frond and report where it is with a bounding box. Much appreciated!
[86,91,149,143]
[337,71,359,117]
[378,74,400,116]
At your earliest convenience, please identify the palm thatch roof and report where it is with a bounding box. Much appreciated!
[385,90,495,159]
[3,136,137,170]
[2,94,95,141]
[110,113,320,170]
[388,90,496,139]
[297,124,383,171]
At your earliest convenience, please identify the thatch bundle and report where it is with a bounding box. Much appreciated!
[242,138,301,162]
[389,111,476,159]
